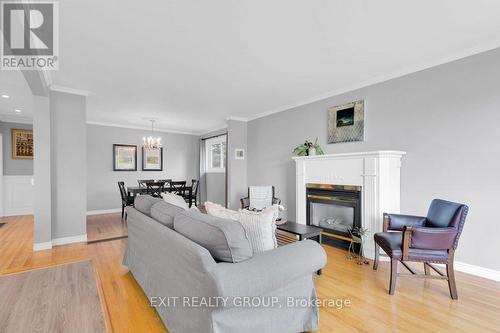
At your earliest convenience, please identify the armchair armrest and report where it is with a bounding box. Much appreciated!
[383,213,426,232]
[240,197,250,209]
[412,226,457,249]
[402,226,457,259]
[209,240,326,297]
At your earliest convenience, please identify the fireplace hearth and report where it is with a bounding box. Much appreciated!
[306,183,361,249]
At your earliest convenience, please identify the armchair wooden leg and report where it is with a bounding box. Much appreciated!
[121,204,125,220]
[447,260,458,300]
[424,262,430,275]
[389,259,398,295]
[373,243,380,270]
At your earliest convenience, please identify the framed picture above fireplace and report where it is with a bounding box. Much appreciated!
[327,100,364,144]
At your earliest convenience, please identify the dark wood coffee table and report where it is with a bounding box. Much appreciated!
[277,221,323,274]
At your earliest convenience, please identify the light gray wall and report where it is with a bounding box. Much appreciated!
[0,121,33,175]
[227,120,247,210]
[247,48,500,271]
[50,91,87,239]
[206,172,225,205]
[87,124,199,211]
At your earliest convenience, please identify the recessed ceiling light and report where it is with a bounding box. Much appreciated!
[14,109,21,113]
[1,94,9,99]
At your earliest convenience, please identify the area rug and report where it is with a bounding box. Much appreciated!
[0,261,106,333]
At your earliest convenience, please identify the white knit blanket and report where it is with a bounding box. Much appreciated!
[249,186,273,210]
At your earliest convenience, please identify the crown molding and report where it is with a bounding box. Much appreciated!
[86,120,201,136]
[49,85,92,96]
[225,116,249,122]
[0,114,33,124]
[199,124,228,137]
[244,41,500,122]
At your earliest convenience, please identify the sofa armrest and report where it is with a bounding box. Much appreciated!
[409,226,457,250]
[209,240,326,297]
[384,213,426,231]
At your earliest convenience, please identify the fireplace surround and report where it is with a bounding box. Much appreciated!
[293,150,406,259]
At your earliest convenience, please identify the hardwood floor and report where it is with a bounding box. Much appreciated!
[1,214,500,333]
[87,213,127,243]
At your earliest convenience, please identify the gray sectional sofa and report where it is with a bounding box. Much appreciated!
[123,195,327,333]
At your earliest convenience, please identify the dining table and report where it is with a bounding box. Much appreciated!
[127,183,193,202]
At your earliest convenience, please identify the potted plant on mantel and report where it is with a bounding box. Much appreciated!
[292,138,325,156]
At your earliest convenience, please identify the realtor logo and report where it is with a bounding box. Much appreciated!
[1,1,59,70]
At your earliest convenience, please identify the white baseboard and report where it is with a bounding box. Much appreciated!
[455,261,500,282]
[86,208,121,216]
[33,241,53,251]
[52,234,87,246]
[376,254,500,281]
[33,234,87,251]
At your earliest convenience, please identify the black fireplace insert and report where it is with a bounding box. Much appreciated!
[306,183,362,249]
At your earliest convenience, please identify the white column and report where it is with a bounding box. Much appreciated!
[33,95,52,250]
[49,90,87,244]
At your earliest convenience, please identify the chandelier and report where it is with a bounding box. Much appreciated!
[142,120,162,149]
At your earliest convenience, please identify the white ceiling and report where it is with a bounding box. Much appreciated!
[0,71,33,124]
[5,0,500,134]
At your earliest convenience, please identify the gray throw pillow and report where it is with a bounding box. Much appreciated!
[134,195,162,217]
[151,201,184,228]
[174,210,253,263]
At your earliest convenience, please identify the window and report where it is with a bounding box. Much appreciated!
[206,135,226,173]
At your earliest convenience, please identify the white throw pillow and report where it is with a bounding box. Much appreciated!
[162,192,189,210]
[204,201,238,219]
[204,201,278,253]
[236,207,278,252]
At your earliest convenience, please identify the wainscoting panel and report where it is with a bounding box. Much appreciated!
[3,175,34,216]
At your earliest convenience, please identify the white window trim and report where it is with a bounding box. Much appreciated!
[206,135,226,173]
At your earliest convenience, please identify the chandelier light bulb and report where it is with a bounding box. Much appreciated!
[142,120,162,149]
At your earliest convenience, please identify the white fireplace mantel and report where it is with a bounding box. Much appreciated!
[293,150,406,259]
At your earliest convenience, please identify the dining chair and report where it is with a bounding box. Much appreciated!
[169,181,186,196]
[118,181,134,221]
[184,179,199,207]
[145,181,166,197]
[138,179,154,188]
[157,179,172,186]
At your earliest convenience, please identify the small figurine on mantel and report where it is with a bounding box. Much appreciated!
[347,227,370,265]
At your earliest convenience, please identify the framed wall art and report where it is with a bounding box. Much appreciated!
[142,147,163,171]
[11,128,33,160]
[328,100,365,144]
[113,144,137,171]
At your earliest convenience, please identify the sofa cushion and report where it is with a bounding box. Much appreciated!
[151,201,185,228]
[162,192,189,210]
[134,195,162,217]
[174,210,253,263]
